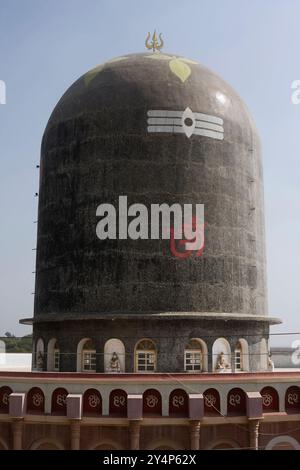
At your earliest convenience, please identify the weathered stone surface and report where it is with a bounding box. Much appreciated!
[34,53,268,319]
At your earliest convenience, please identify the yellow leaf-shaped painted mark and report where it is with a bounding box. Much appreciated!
[84,64,104,86]
[169,58,191,83]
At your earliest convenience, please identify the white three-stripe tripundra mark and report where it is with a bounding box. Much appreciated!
[147,107,224,140]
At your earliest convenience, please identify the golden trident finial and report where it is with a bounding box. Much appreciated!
[145,31,164,52]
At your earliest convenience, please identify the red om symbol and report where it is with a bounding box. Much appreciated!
[169,216,206,259]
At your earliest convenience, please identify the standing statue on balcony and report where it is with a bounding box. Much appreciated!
[267,353,275,372]
[37,351,44,371]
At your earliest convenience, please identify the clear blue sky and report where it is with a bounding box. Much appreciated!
[0,0,299,346]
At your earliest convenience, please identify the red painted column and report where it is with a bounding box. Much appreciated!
[189,420,201,450]
[12,419,23,450]
[70,420,81,450]
[248,419,260,450]
[129,420,141,450]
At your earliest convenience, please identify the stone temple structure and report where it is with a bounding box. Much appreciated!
[0,44,299,452]
[21,49,279,374]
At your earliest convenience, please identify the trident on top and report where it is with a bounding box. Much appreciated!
[145,31,164,52]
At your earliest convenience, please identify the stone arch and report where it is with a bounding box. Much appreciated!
[90,440,124,450]
[184,337,208,372]
[51,387,68,415]
[265,435,300,450]
[109,389,127,416]
[104,338,125,373]
[169,388,189,416]
[47,338,60,371]
[203,388,221,415]
[0,386,12,413]
[261,386,279,412]
[76,338,96,372]
[35,338,45,371]
[30,437,65,450]
[212,338,231,372]
[27,387,45,414]
[285,386,300,413]
[134,338,157,373]
[235,338,249,372]
[83,388,102,415]
[143,388,162,415]
[260,338,268,371]
[145,438,183,450]
[227,387,246,415]
[208,439,240,449]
